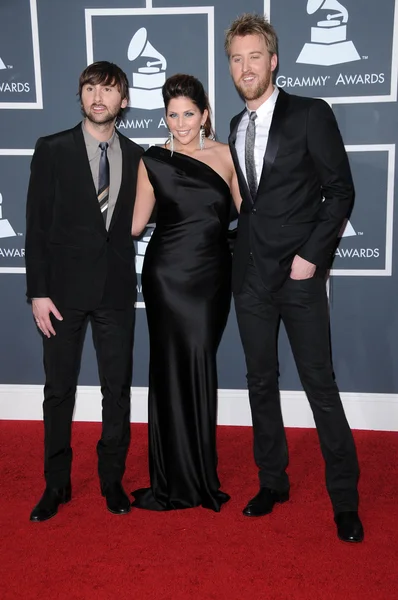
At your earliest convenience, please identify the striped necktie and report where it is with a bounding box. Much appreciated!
[245,111,258,200]
[98,142,109,224]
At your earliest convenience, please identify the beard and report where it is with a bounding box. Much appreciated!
[234,71,272,102]
[82,104,120,125]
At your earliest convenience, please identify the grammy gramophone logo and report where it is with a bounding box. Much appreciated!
[297,0,361,66]
[128,27,167,110]
[0,192,17,239]
[0,56,7,70]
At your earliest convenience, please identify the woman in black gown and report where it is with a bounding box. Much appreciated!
[131,74,241,511]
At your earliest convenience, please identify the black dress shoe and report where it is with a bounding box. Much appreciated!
[30,483,71,522]
[334,511,364,543]
[242,487,289,517]
[101,482,131,515]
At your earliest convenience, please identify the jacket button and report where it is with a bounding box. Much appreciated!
[106,236,110,242]
[252,208,257,214]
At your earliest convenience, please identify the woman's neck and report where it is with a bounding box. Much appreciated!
[172,136,204,155]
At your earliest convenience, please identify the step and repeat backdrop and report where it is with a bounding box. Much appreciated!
[0,1,397,421]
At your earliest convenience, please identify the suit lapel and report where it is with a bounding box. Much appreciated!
[256,89,289,200]
[71,124,106,231]
[108,132,130,231]
[229,109,253,205]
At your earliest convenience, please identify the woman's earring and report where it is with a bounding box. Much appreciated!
[199,125,205,151]
[168,131,174,156]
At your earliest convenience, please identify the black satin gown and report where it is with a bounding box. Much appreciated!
[132,146,232,511]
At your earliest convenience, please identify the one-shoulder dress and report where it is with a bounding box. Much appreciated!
[132,146,232,511]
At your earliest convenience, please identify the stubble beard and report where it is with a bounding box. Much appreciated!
[82,105,120,126]
[235,72,272,102]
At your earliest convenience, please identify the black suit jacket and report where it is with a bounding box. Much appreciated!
[25,123,144,310]
[228,89,354,293]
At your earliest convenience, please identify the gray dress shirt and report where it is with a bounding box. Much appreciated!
[82,121,122,230]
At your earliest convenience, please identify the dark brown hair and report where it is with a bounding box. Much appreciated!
[225,13,278,56]
[162,74,214,138]
[78,61,129,104]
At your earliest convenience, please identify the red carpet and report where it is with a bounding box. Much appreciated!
[1,422,397,600]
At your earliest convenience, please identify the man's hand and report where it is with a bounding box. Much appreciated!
[290,255,316,280]
[32,298,63,338]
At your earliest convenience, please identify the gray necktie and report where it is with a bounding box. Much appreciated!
[245,111,258,200]
[98,142,109,224]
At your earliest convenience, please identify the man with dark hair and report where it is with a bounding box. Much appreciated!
[26,61,143,521]
[226,14,363,542]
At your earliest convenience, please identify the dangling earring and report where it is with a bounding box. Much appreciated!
[168,131,174,156]
[199,125,205,151]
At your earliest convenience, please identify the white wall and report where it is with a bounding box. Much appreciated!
[1,385,397,431]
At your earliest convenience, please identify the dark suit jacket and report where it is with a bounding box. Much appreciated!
[228,88,354,294]
[25,123,143,310]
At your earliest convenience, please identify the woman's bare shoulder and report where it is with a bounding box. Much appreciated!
[213,141,235,166]
[207,139,228,150]
[206,140,231,158]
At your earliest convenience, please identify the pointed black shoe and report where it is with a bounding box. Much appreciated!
[101,482,131,515]
[30,484,71,522]
[335,511,364,543]
[242,487,289,517]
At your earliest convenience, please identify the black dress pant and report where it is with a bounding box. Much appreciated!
[42,305,135,488]
[234,258,359,513]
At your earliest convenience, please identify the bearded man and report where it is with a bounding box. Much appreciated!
[225,14,363,543]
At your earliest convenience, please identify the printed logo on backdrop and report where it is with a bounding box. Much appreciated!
[264,0,398,103]
[0,0,43,109]
[128,27,167,111]
[296,0,360,66]
[0,151,34,273]
[0,193,17,239]
[85,7,214,147]
[331,145,395,276]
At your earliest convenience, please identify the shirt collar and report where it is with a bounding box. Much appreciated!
[246,86,279,121]
[82,120,116,152]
